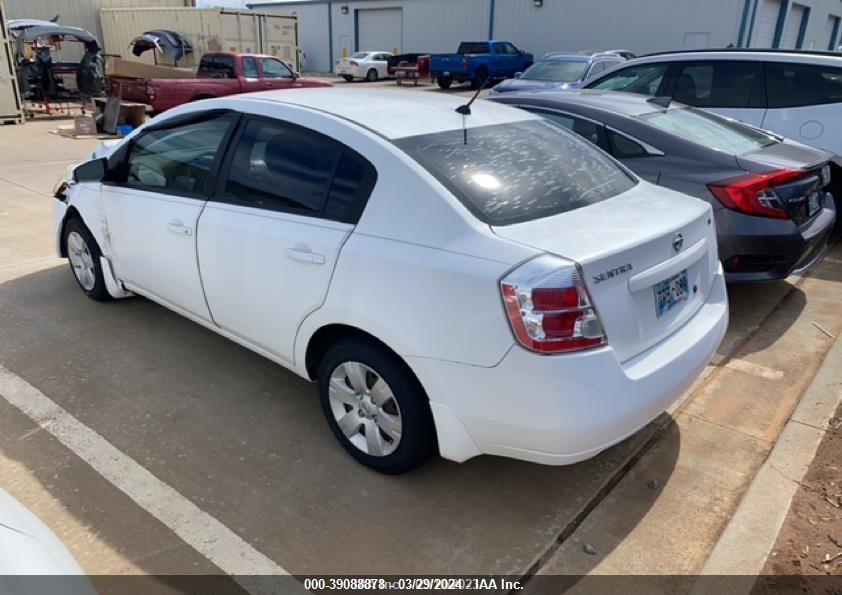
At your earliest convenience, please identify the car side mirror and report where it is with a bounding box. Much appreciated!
[514,72,522,78]
[73,157,107,183]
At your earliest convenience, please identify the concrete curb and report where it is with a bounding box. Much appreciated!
[693,329,842,585]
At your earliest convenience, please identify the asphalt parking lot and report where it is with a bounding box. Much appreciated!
[0,85,840,586]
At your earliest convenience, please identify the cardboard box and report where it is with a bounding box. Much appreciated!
[105,57,195,80]
[74,115,97,135]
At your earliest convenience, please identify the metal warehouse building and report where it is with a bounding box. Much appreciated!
[249,0,842,73]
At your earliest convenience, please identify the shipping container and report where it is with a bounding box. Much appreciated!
[0,0,24,123]
[100,8,299,70]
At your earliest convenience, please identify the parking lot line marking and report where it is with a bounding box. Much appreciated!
[723,358,785,381]
[0,364,288,577]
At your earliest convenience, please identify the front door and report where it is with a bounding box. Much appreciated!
[103,111,238,319]
[259,57,298,90]
[239,55,264,93]
[197,115,376,364]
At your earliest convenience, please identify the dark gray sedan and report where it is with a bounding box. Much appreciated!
[487,90,838,282]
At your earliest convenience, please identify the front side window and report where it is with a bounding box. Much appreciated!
[765,61,842,108]
[123,113,236,196]
[395,119,635,226]
[261,58,293,79]
[222,119,377,222]
[498,43,519,55]
[588,63,668,95]
[672,61,760,108]
[587,61,608,79]
[522,60,589,82]
[524,107,609,150]
[641,107,778,155]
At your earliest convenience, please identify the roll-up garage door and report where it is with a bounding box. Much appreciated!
[357,8,402,53]
[754,0,782,47]
[780,4,807,48]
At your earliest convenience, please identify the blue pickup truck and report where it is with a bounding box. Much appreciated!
[430,40,533,90]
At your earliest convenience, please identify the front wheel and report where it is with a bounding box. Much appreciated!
[63,217,111,301]
[318,338,436,474]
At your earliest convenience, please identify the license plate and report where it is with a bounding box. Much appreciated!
[443,71,450,76]
[808,192,821,217]
[655,270,689,318]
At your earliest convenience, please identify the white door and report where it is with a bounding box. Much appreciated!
[754,0,782,47]
[197,116,375,365]
[104,113,237,319]
[780,4,806,49]
[357,8,402,53]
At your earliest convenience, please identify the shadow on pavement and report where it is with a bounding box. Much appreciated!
[0,264,680,577]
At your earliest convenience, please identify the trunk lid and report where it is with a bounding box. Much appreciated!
[492,182,718,363]
[738,141,833,226]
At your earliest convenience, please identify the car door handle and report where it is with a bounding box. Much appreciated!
[286,247,325,265]
[167,220,193,236]
[264,82,273,87]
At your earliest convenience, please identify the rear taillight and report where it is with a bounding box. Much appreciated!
[350,60,359,67]
[708,169,804,219]
[500,255,605,354]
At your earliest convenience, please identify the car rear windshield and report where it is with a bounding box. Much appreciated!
[640,107,778,155]
[350,52,368,59]
[394,119,636,226]
[458,42,490,54]
[522,60,589,82]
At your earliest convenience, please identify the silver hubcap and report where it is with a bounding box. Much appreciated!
[328,361,402,457]
[67,231,96,291]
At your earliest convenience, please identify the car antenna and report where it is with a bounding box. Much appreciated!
[647,96,672,109]
[455,74,487,144]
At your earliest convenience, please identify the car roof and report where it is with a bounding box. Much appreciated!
[229,88,538,139]
[542,53,591,62]
[628,49,842,65]
[492,89,671,117]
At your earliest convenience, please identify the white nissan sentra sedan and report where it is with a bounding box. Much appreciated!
[53,89,728,474]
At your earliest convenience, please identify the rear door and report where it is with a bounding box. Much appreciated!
[762,60,842,154]
[103,111,238,319]
[668,60,766,126]
[259,57,298,90]
[197,115,377,365]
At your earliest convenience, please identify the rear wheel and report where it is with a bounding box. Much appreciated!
[436,76,452,90]
[63,217,110,301]
[365,68,378,82]
[318,337,436,474]
[342,75,354,82]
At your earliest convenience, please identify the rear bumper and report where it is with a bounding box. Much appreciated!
[409,264,728,465]
[716,203,836,282]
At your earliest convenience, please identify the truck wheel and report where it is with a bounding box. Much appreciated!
[436,76,452,90]
[366,68,378,82]
[470,69,488,90]
[342,75,354,82]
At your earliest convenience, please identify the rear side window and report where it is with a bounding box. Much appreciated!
[221,119,376,223]
[242,56,258,78]
[672,61,761,108]
[123,113,236,196]
[588,63,668,95]
[395,119,636,226]
[458,42,490,54]
[607,130,648,159]
[198,54,235,79]
[765,61,842,108]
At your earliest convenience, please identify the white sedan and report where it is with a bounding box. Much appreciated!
[335,51,391,82]
[53,88,728,474]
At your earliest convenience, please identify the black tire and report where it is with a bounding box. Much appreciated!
[436,76,452,90]
[62,217,111,301]
[470,69,488,90]
[365,68,378,82]
[318,337,436,474]
[342,75,354,82]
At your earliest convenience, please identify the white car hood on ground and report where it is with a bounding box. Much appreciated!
[492,181,719,362]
